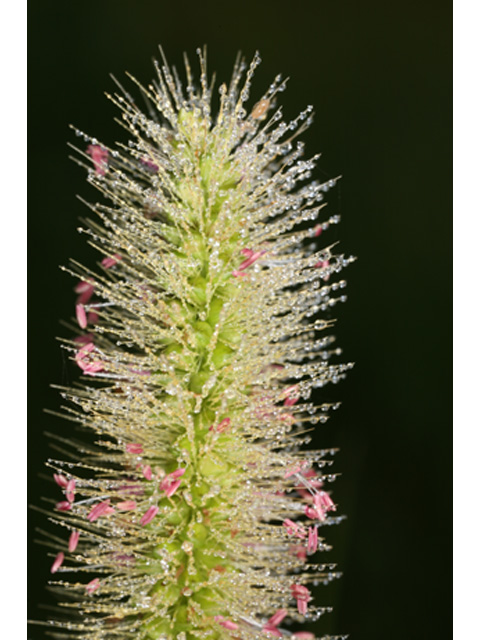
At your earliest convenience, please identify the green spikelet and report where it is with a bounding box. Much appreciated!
[40,48,354,640]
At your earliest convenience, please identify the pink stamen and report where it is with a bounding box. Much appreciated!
[116,500,137,511]
[238,250,264,271]
[268,609,288,626]
[141,157,159,172]
[53,473,68,488]
[101,254,122,269]
[74,333,94,345]
[284,394,299,407]
[283,519,306,539]
[83,361,104,375]
[159,468,185,497]
[87,311,99,324]
[50,552,64,574]
[164,479,181,497]
[307,526,318,554]
[284,461,308,478]
[305,504,326,522]
[289,544,307,561]
[232,269,249,278]
[116,483,145,496]
[87,145,108,176]
[263,609,288,636]
[291,584,311,615]
[66,479,76,503]
[140,505,159,526]
[315,490,336,512]
[126,443,143,454]
[86,577,100,594]
[68,530,80,552]
[75,280,95,305]
[166,468,186,481]
[74,280,94,294]
[111,553,135,566]
[75,342,95,370]
[313,493,329,518]
[87,500,114,523]
[75,304,88,329]
[56,501,72,511]
[142,465,153,480]
[214,616,239,630]
[209,417,231,433]
[280,412,296,424]
[281,385,299,402]
[293,633,315,639]
[313,224,323,237]
[297,469,323,491]
[314,259,330,281]
[285,465,302,478]
[295,469,323,500]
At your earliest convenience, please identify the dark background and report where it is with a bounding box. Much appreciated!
[28,1,452,638]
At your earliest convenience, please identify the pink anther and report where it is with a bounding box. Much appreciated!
[116,500,137,511]
[86,577,100,594]
[126,443,143,454]
[53,473,68,488]
[315,490,336,512]
[305,503,326,522]
[75,304,88,329]
[66,479,76,503]
[163,468,186,481]
[87,500,114,523]
[56,501,72,512]
[214,616,239,630]
[313,493,330,518]
[307,526,318,554]
[284,465,302,478]
[101,254,122,269]
[87,311,99,325]
[165,479,182,497]
[291,584,312,615]
[83,361,104,375]
[68,530,80,553]
[140,505,159,526]
[209,417,231,433]
[141,157,159,172]
[283,519,306,539]
[289,544,307,561]
[50,552,64,574]
[142,465,153,481]
[314,259,330,280]
[74,333,94,345]
[75,280,95,305]
[238,249,264,271]
[75,342,95,370]
[263,609,287,636]
[87,145,108,176]
[159,468,185,498]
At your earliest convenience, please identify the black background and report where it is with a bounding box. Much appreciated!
[28,1,452,638]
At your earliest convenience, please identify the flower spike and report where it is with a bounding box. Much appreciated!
[37,48,353,640]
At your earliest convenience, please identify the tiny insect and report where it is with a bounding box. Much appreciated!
[251,98,270,120]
